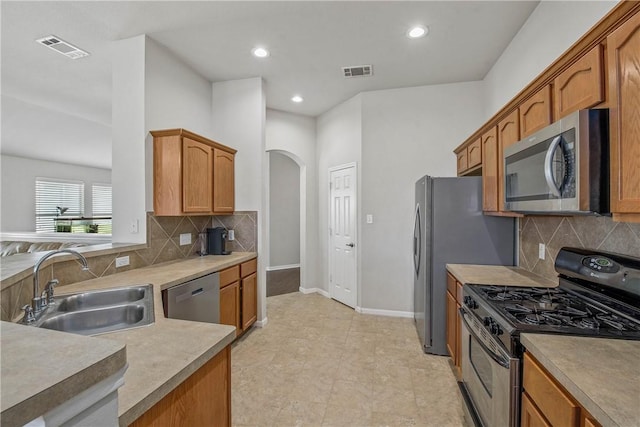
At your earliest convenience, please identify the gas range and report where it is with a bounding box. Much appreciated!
[458,247,640,427]
[462,247,640,356]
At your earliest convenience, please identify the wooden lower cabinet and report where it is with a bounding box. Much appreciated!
[219,258,258,336]
[130,346,231,427]
[522,352,601,427]
[241,272,257,331]
[219,281,240,333]
[446,273,462,375]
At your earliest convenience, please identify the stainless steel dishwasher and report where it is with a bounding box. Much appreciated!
[164,272,220,323]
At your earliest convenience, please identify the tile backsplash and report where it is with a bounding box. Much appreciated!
[1,211,257,321]
[519,215,640,282]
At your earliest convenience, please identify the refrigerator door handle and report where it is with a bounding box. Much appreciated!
[413,203,421,276]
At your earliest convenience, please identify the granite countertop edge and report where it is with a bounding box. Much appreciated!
[2,252,256,426]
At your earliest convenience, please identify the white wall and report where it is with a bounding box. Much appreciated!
[112,35,214,243]
[265,109,319,290]
[112,35,146,244]
[316,95,362,295]
[211,78,267,321]
[269,152,300,267]
[0,155,111,232]
[359,81,485,313]
[483,0,618,119]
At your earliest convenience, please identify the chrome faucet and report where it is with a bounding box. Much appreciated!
[24,249,89,323]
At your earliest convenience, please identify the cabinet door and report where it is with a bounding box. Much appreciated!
[521,392,551,427]
[467,139,482,169]
[498,110,521,213]
[220,281,240,333]
[182,138,213,213]
[482,128,499,212]
[608,13,640,217]
[446,291,457,361]
[153,135,183,216]
[456,150,468,175]
[520,85,552,138]
[554,45,604,119]
[241,272,257,331]
[455,302,461,370]
[213,148,235,214]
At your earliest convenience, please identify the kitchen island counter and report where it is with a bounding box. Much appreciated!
[1,252,256,426]
[521,333,640,427]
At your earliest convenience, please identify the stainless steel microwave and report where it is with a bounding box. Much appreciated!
[503,109,609,214]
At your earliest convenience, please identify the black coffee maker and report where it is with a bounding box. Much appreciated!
[207,227,231,255]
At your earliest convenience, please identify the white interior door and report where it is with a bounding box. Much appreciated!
[329,164,357,308]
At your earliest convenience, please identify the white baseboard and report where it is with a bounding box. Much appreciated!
[266,264,300,271]
[355,306,414,318]
[255,317,268,327]
[299,287,330,298]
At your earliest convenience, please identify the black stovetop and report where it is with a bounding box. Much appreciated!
[466,282,640,339]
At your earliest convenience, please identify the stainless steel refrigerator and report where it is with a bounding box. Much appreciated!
[413,176,516,355]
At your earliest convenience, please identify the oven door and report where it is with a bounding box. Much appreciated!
[459,308,520,427]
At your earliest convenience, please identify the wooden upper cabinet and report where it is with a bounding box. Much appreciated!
[213,148,235,214]
[608,12,640,217]
[481,129,498,212]
[456,150,468,175]
[554,45,604,119]
[498,110,521,213]
[151,129,236,216]
[520,85,552,138]
[183,138,213,213]
[467,139,482,169]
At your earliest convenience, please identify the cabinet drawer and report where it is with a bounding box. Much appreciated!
[523,353,580,427]
[456,281,463,303]
[467,138,482,168]
[241,258,257,278]
[220,265,240,288]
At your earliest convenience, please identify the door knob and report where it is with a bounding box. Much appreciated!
[346,243,355,247]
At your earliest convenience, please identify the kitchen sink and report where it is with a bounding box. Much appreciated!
[55,285,150,312]
[39,304,150,335]
[34,284,155,335]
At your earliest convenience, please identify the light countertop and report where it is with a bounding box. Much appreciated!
[446,264,557,288]
[1,252,256,426]
[521,333,640,427]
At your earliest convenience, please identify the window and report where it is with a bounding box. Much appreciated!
[35,178,84,233]
[92,184,112,234]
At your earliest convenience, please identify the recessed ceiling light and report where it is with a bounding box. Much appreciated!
[291,95,303,103]
[252,47,270,58]
[407,25,428,39]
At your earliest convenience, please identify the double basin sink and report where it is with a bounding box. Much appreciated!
[34,285,155,336]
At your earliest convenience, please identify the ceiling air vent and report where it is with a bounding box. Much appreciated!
[36,35,90,59]
[342,65,373,78]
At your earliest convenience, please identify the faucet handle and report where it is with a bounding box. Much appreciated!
[44,279,59,305]
[22,305,35,324]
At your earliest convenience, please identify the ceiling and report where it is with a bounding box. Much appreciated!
[1,1,539,169]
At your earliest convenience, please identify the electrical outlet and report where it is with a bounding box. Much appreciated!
[179,233,191,246]
[115,256,130,268]
[366,214,373,224]
[539,243,546,260]
[228,230,235,241]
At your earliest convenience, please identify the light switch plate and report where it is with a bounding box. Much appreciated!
[130,219,139,234]
[228,230,235,241]
[179,233,191,246]
[539,243,546,260]
[366,214,373,224]
[115,256,130,268]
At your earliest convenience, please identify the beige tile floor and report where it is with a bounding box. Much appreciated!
[231,292,466,427]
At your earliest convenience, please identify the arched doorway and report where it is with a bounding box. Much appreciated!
[267,151,302,296]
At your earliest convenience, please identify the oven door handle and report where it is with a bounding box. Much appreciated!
[544,135,564,198]
[459,308,510,369]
